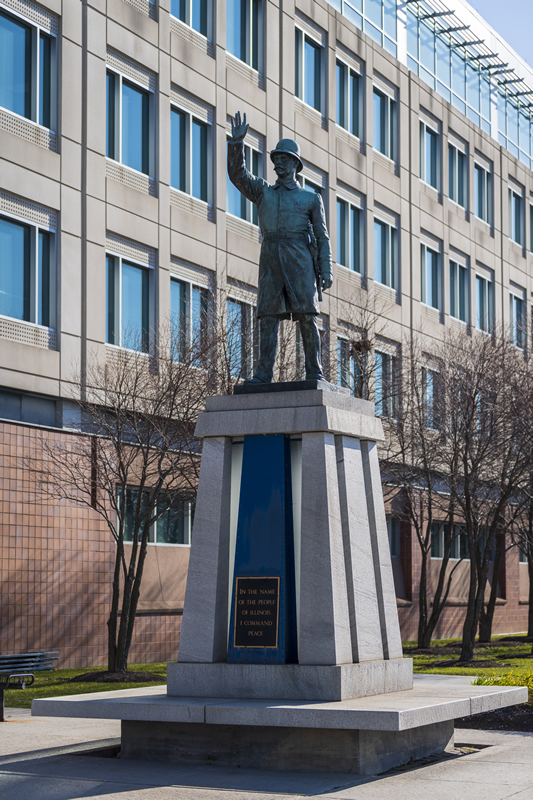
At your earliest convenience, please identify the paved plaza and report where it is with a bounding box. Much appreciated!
[0,708,532,800]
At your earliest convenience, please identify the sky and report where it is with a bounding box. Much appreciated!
[468,0,533,65]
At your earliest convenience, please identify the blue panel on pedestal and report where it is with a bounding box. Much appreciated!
[227,434,297,664]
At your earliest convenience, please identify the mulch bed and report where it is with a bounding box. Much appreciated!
[69,671,165,683]
[456,704,533,733]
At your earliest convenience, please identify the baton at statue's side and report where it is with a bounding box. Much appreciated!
[227,111,333,385]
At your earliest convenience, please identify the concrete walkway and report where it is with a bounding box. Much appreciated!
[1,708,532,800]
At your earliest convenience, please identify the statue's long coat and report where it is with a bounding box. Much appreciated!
[228,140,332,318]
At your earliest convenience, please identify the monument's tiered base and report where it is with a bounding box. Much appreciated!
[167,659,413,701]
[121,718,453,774]
[32,675,527,775]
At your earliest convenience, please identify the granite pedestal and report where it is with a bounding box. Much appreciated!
[176,387,412,701]
[31,386,528,773]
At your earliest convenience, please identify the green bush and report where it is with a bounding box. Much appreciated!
[473,670,533,703]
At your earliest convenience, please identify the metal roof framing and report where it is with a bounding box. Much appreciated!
[410,0,533,112]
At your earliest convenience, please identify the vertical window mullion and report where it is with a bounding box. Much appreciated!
[187,114,192,195]
[118,75,123,165]
[31,26,38,124]
[117,258,123,346]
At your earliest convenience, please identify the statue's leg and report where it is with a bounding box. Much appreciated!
[248,315,279,384]
[298,314,325,381]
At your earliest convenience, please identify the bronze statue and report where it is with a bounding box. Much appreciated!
[228,111,333,384]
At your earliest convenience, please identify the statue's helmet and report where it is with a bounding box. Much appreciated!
[270,139,303,173]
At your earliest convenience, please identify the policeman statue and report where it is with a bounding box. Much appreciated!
[228,111,333,384]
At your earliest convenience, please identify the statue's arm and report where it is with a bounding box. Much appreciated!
[227,111,264,205]
[311,194,333,290]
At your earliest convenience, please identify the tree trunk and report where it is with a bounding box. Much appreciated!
[417,548,429,648]
[113,523,152,674]
[478,534,503,643]
[422,558,455,647]
[459,555,479,662]
[107,540,123,673]
[460,548,492,662]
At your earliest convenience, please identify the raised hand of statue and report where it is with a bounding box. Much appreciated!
[231,111,249,142]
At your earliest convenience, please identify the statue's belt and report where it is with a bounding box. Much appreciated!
[262,231,309,241]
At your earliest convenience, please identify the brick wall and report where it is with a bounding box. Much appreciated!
[0,421,181,668]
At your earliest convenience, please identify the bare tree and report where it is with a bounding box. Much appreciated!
[381,336,464,648]
[432,328,529,660]
[508,364,533,641]
[30,327,213,673]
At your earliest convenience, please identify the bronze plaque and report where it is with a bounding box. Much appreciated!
[234,577,280,648]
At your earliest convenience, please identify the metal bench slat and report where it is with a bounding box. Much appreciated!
[0,652,58,673]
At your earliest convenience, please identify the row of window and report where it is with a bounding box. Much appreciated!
[0,206,528,355]
[5,0,533,183]
[0,5,503,225]
[2,4,528,252]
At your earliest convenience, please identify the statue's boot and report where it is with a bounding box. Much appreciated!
[245,315,279,384]
[298,314,326,381]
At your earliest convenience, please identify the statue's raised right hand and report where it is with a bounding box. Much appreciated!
[231,111,249,142]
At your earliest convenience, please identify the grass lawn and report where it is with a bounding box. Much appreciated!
[6,637,533,709]
[5,662,167,709]
[405,635,533,700]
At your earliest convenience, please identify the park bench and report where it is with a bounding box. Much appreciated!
[0,651,59,721]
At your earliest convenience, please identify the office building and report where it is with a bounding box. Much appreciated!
[0,0,531,664]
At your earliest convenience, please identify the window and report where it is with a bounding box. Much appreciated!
[170,0,210,38]
[170,278,210,359]
[0,388,58,427]
[531,205,533,253]
[171,107,210,203]
[227,139,262,224]
[474,164,491,223]
[336,60,361,138]
[374,219,397,289]
[387,516,400,557]
[0,215,55,328]
[337,199,362,273]
[430,522,444,558]
[373,88,396,160]
[431,523,465,559]
[0,8,56,129]
[106,255,150,352]
[422,367,440,430]
[334,0,397,54]
[421,244,441,310]
[519,547,528,564]
[295,28,324,113]
[509,188,524,245]
[227,0,262,71]
[448,143,466,207]
[227,298,256,379]
[107,70,152,176]
[302,177,323,196]
[510,292,525,349]
[475,273,493,332]
[337,338,363,397]
[156,501,194,545]
[449,260,468,323]
[121,487,194,546]
[374,350,398,419]
[420,122,439,190]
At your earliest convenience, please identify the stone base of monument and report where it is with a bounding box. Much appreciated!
[31,387,529,774]
[167,659,413,701]
[120,718,453,774]
[32,677,527,775]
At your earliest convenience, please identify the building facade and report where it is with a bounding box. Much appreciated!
[1,0,532,665]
